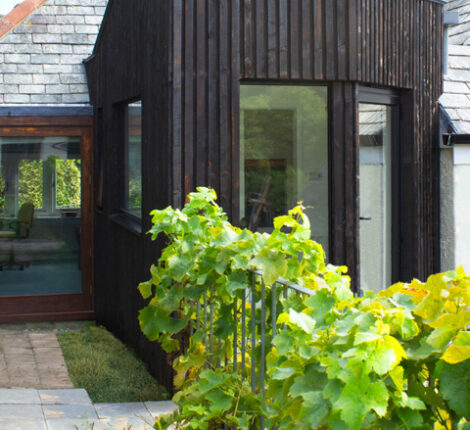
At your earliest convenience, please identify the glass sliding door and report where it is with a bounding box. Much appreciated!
[0,136,82,296]
[359,104,393,293]
[240,85,329,253]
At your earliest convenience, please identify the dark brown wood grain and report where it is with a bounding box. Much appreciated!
[85,0,443,389]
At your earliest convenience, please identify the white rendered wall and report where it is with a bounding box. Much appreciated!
[452,145,470,273]
[440,149,455,272]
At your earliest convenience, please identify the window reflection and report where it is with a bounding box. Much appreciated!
[240,85,329,253]
[125,101,142,217]
[359,104,392,292]
[0,136,82,296]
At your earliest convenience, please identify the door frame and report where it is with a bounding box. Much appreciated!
[0,115,94,322]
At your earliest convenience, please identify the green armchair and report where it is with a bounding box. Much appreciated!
[0,202,34,239]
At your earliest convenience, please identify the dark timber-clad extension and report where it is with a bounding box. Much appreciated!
[85,0,444,389]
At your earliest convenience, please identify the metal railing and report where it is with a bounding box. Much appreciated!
[191,270,315,427]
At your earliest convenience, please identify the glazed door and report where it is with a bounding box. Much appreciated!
[0,117,93,321]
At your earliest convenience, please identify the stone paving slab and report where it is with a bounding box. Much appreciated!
[95,402,155,429]
[0,418,47,430]
[0,403,45,419]
[39,388,92,405]
[0,387,41,404]
[145,400,178,418]
[43,404,99,420]
[0,388,177,430]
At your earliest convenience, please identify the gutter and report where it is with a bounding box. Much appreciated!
[442,134,470,148]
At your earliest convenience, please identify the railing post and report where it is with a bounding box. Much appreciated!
[251,273,256,393]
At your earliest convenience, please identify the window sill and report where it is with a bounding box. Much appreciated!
[110,212,142,236]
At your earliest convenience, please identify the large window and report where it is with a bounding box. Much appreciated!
[240,85,328,253]
[0,135,82,296]
[124,101,142,218]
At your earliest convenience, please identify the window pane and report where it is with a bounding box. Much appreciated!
[0,164,5,210]
[0,136,82,296]
[56,159,81,209]
[126,101,142,217]
[359,104,392,293]
[19,160,44,209]
[240,85,329,253]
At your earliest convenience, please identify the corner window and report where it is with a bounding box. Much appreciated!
[124,101,142,218]
[240,85,329,253]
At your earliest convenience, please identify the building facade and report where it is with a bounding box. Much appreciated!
[85,0,444,388]
[0,0,106,321]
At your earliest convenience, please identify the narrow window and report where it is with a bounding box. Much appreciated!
[240,85,329,253]
[124,101,142,218]
[359,103,393,292]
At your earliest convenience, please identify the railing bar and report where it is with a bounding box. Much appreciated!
[197,300,201,331]
[209,289,214,366]
[283,285,287,330]
[233,298,238,372]
[203,294,207,348]
[272,283,277,342]
[251,269,314,296]
[241,292,246,373]
[260,279,266,398]
[217,338,221,368]
[251,273,256,393]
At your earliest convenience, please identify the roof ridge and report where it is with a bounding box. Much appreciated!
[0,0,50,41]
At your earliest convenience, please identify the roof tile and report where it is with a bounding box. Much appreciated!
[0,0,50,41]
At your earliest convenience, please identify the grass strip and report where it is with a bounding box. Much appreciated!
[59,325,168,403]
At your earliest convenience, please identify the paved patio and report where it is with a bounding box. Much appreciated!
[0,324,177,428]
[0,330,73,389]
[0,388,177,429]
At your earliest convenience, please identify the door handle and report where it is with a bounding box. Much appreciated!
[360,216,372,221]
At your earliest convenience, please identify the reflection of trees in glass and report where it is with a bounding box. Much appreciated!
[129,176,142,212]
[127,134,142,215]
[0,169,5,209]
[18,160,43,209]
[56,159,81,209]
[241,86,328,230]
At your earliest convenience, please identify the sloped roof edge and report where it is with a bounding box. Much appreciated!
[84,0,114,64]
[0,0,50,40]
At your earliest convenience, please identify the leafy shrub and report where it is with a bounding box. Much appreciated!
[139,188,470,430]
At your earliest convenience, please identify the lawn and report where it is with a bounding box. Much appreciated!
[58,325,168,403]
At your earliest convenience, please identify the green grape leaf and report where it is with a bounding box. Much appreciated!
[167,254,192,282]
[272,331,294,355]
[435,359,470,418]
[271,367,296,380]
[396,408,424,429]
[205,390,233,412]
[288,309,316,334]
[299,391,328,427]
[251,248,287,286]
[138,280,153,299]
[442,332,470,364]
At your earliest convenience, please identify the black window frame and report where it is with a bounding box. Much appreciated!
[110,97,143,236]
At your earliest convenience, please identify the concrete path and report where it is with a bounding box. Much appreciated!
[0,388,177,429]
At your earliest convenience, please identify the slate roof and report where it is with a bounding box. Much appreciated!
[440,0,470,134]
[0,0,106,105]
[446,0,470,45]
[0,0,50,40]
[440,45,470,134]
